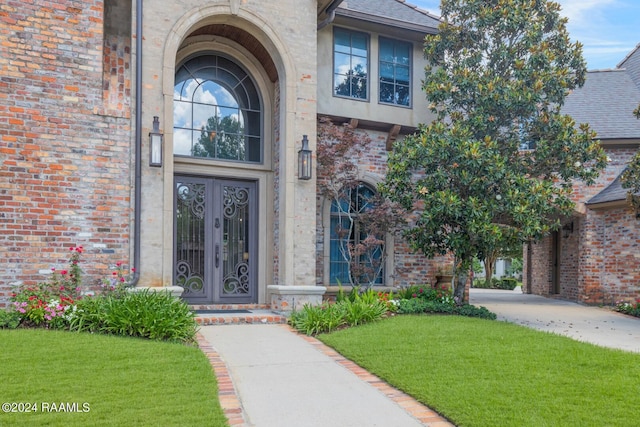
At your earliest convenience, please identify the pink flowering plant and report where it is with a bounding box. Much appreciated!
[9,246,84,328]
[100,261,135,296]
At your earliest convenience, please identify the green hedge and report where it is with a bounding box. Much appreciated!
[473,277,518,290]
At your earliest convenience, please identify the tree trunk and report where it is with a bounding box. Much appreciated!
[453,269,468,305]
[484,253,497,284]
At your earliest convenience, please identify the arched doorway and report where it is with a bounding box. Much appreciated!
[172,52,269,305]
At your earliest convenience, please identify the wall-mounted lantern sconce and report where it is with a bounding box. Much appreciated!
[298,135,312,180]
[562,221,574,239]
[149,116,163,167]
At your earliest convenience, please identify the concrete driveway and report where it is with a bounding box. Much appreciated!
[469,288,640,353]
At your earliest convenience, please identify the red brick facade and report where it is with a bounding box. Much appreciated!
[524,147,640,304]
[0,1,132,306]
[314,127,442,289]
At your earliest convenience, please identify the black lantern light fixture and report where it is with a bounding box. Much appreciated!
[149,116,163,167]
[298,134,312,180]
[562,221,574,238]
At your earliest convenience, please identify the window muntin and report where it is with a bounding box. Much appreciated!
[379,37,411,107]
[329,183,384,285]
[333,28,369,100]
[173,55,262,163]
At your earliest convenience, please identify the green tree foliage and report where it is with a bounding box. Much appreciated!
[334,64,367,99]
[382,0,607,303]
[193,114,245,160]
[620,105,640,198]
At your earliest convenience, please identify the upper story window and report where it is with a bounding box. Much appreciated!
[379,37,411,107]
[173,54,262,163]
[333,27,368,100]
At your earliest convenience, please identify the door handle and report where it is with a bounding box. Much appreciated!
[215,244,219,268]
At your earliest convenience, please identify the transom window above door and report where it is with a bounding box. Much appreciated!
[173,54,262,163]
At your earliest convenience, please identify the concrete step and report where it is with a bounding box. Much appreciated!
[191,304,288,325]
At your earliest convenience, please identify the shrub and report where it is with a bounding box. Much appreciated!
[472,277,518,290]
[69,289,197,344]
[289,302,346,335]
[396,284,455,306]
[0,309,21,329]
[289,297,389,335]
[615,300,640,318]
[497,278,518,290]
[396,298,496,320]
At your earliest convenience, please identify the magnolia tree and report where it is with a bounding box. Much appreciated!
[317,117,404,289]
[621,105,640,197]
[381,0,607,304]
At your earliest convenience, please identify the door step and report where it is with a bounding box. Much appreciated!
[191,304,288,325]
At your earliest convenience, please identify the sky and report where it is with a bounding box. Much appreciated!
[411,0,640,70]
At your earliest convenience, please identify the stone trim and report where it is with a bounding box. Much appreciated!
[267,285,326,311]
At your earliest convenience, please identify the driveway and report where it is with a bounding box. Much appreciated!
[469,288,640,353]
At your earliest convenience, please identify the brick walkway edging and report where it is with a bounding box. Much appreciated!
[196,332,247,426]
[197,325,455,427]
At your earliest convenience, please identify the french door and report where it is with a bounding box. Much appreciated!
[174,175,257,304]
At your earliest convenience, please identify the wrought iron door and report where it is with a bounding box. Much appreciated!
[174,176,257,304]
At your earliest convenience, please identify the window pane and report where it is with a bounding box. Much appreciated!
[396,85,410,106]
[351,56,368,74]
[380,82,394,103]
[334,52,352,75]
[173,128,193,156]
[334,73,350,97]
[173,100,192,128]
[380,63,394,81]
[396,43,411,65]
[193,103,218,130]
[350,76,367,99]
[379,39,394,62]
[334,29,351,54]
[396,66,409,85]
[351,33,367,57]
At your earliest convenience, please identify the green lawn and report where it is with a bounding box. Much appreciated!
[319,315,640,427]
[0,329,227,427]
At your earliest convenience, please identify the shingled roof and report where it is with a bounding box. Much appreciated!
[336,0,441,33]
[586,170,633,206]
[579,44,640,206]
[562,69,640,140]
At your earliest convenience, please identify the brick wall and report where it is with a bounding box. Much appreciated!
[0,0,132,306]
[526,146,640,304]
[314,127,438,288]
[580,207,640,305]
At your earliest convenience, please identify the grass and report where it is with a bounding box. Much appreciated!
[0,329,228,427]
[319,315,640,427]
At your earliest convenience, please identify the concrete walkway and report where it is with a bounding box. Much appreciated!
[198,324,453,427]
[470,287,640,353]
[197,289,640,426]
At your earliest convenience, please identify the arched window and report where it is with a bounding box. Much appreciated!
[329,183,384,285]
[173,54,262,163]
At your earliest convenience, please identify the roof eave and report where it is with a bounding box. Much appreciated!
[335,9,439,35]
[586,200,630,210]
